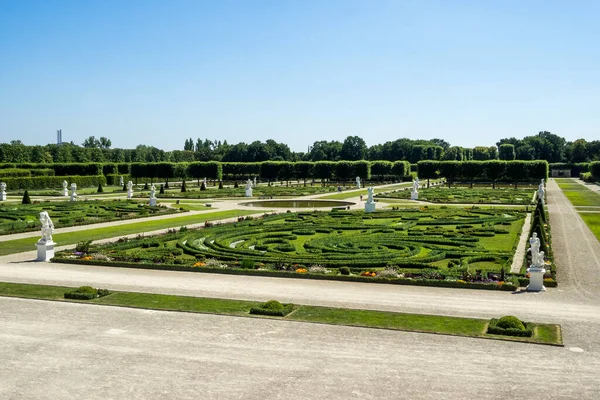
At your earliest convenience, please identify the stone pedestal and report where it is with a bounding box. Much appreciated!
[245,188,253,197]
[364,201,376,213]
[526,267,547,292]
[0,193,6,201]
[36,240,55,261]
[62,188,68,197]
[70,194,77,202]
[149,197,157,207]
[411,192,418,200]
[127,189,133,199]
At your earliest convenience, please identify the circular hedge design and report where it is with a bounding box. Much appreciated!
[177,209,523,268]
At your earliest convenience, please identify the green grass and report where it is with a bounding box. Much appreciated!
[556,180,600,207]
[0,281,562,345]
[579,213,600,241]
[0,209,263,256]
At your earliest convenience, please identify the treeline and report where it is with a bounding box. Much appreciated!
[417,160,548,188]
[3,131,600,165]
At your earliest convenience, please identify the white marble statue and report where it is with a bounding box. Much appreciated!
[70,183,77,202]
[537,179,545,205]
[528,232,541,266]
[0,182,6,201]
[127,181,134,199]
[364,187,376,212]
[39,211,54,242]
[150,184,156,199]
[356,176,361,189]
[253,177,257,188]
[411,178,420,200]
[62,180,68,197]
[245,179,253,197]
[119,176,124,186]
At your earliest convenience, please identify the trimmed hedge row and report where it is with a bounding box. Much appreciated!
[1,175,106,190]
[417,160,548,184]
[487,318,533,337]
[591,161,600,181]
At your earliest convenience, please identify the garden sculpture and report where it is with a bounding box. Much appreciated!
[253,177,257,188]
[356,176,361,189]
[70,183,77,201]
[0,182,6,201]
[537,180,545,205]
[246,179,252,190]
[39,211,54,242]
[528,233,541,266]
[150,184,156,199]
[367,187,374,203]
[119,176,124,186]
[412,178,420,193]
[62,180,69,196]
[127,181,134,199]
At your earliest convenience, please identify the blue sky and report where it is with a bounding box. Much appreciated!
[1,0,598,151]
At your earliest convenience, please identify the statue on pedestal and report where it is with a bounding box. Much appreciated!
[356,176,361,189]
[245,179,253,197]
[62,180,68,197]
[0,182,6,201]
[364,187,376,212]
[528,232,541,266]
[526,232,547,291]
[411,178,420,200]
[149,184,157,206]
[39,211,54,242]
[70,183,77,202]
[127,181,134,199]
[119,176,124,186]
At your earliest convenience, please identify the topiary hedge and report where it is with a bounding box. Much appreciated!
[1,175,106,190]
[250,300,294,316]
[487,316,533,337]
[63,286,111,300]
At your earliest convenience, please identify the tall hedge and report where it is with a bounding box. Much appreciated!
[51,163,103,176]
[188,162,223,181]
[2,175,106,190]
[591,162,600,181]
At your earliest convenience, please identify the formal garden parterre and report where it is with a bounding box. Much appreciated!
[376,187,537,205]
[0,200,184,235]
[53,207,537,290]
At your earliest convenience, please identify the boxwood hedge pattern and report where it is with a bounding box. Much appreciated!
[71,209,524,276]
[376,187,536,205]
[0,200,183,235]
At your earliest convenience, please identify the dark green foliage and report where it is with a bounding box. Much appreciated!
[339,266,351,275]
[122,183,127,191]
[240,259,255,269]
[200,182,207,190]
[164,181,169,189]
[2,175,107,190]
[496,315,525,330]
[181,180,187,192]
[64,286,98,300]
[250,300,294,316]
[591,161,600,181]
[218,181,223,189]
[75,240,92,253]
[487,316,533,337]
[21,190,31,204]
[143,182,149,190]
[234,181,239,188]
[159,184,165,194]
[97,183,103,193]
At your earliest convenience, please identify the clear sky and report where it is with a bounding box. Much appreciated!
[1,0,598,151]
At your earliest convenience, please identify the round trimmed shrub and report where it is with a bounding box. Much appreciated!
[339,266,350,275]
[496,316,525,331]
[262,300,284,311]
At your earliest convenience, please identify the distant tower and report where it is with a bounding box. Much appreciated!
[57,129,62,145]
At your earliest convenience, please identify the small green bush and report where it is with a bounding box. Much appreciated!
[64,286,98,300]
[159,184,165,194]
[496,315,525,330]
[97,183,104,193]
[339,266,351,275]
[143,182,149,190]
[181,181,187,192]
[250,299,294,316]
[240,259,255,269]
[75,240,92,253]
[218,181,224,189]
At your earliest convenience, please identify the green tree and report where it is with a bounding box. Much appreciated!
[340,136,367,160]
[498,144,516,160]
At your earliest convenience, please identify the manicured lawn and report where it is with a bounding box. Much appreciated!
[556,180,600,207]
[377,187,536,205]
[579,213,600,241]
[0,282,562,345]
[0,209,263,256]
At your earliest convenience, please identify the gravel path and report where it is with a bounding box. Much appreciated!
[510,212,532,273]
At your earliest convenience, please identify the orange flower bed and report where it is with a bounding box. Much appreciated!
[81,256,93,261]
[193,261,206,267]
[361,271,376,277]
[296,268,307,273]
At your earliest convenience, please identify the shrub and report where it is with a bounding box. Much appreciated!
[249,299,294,316]
[339,266,351,275]
[143,182,149,190]
[240,259,255,269]
[234,181,239,188]
[22,190,31,204]
[181,180,187,192]
[75,240,92,253]
[64,286,98,300]
[487,316,533,337]
[496,315,525,330]
[218,181,224,189]
[97,183,103,193]
[159,184,165,194]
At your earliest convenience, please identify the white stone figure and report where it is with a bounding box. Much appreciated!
[528,233,541,266]
[356,176,361,189]
[0,182,6,201]
[36,211,55,261]
[526,233,546,292]
[253,177,257,188]
[127,181,134,199]
[119,176,124,186]
[62,180,68,197]
[245,179,253,197]
[411,178,420,200]
[70,183,77,202]
[364,187,376,212]
[149,184,157,206]
[202,177,207,189]
[537,179,545,206]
